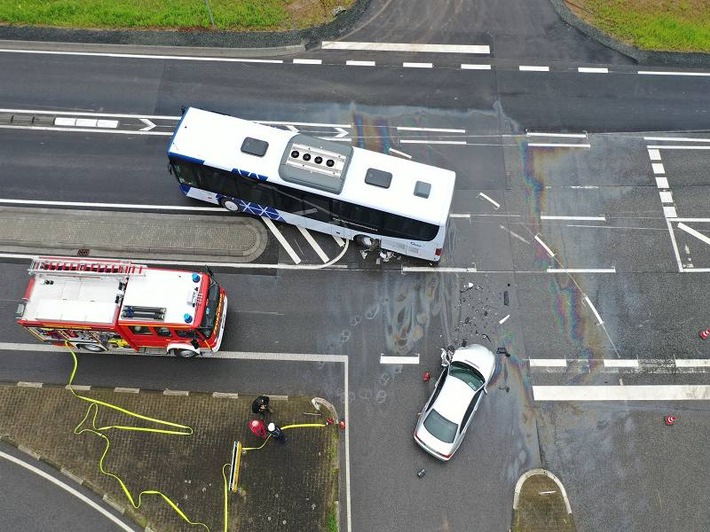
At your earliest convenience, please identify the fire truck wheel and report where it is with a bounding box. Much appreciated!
[219,198,240,212]
[78,343,106,352]
[172,348,199,358]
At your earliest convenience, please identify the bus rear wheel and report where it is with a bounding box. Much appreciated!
[219,198,240,212]
[171,348,199,358]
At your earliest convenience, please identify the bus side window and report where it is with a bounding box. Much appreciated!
[128,325,153,335]
[173,162,200,187]
[154,327,172,337]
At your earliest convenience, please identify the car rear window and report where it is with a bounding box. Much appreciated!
[423,409,458,443]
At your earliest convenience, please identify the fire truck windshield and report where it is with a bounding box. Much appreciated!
[198,277,221,338]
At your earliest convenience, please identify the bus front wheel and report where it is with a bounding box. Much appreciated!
[219,198,240,212]
[171,348,199,358]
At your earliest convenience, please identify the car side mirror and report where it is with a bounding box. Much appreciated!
[483,386,488,395]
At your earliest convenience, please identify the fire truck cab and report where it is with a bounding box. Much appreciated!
[16,256,228,358]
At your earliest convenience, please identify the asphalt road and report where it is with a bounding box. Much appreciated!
[1,0,710,531]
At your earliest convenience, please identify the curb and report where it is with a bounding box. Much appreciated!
[549,0,710,68]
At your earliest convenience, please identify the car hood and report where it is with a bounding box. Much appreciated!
[452,344,496,381]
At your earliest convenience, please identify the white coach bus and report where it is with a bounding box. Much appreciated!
[168,107,456,262]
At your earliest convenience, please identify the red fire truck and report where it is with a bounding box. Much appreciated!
[16,256,228,358]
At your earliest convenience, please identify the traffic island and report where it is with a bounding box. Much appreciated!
[0,384,340,532]
[511,469,575,532]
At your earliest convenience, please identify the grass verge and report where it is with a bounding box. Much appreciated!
[0,0,355,31]
[567,0,710,52]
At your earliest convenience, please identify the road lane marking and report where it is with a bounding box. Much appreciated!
[519,65,550,72]
[651,162,665,174]
[533,385,710,401]
[527,132,588,138]
[578,67,609,73]
[403,62,433,68]
[678,222,710,247]
[534,234,555,257]
[260,217,302,264]
[529,359,568,367]
[644,136,710,143]
[400,139,467,145]
[293,58,322,65]
[527,143,591,148]
[345,60,375,66]
[322,42,490,54]
[547,269,616,273]
[655,177,669,188]
[0,451,136,531]
[603,359,639,368]
[396,126,466,133]
[499,314,510,324]
[297,226,329,263]
[583,295,604,325]
[380,354,420,365]
[477,192,500,210]
[638,70,710,77]
[541,215,606,221]
[461,64,492,70]
[388,148,412,159]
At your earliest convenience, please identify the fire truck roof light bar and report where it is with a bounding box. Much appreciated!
[29,256,147,277]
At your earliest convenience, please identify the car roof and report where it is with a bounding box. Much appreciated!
[432,372,476,422]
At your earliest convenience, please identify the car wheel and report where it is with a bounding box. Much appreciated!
[77,343,106,352]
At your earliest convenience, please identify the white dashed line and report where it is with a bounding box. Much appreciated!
[519,65,550,72]
[541,215,606,221]
[583,295,604,325]
[345,60,375,67]
[293,58,322,65]
[380,354,420,365]
[534,234,555,257]
[578,67,609,73]
[461,64,492,70]
[403,62,433,69]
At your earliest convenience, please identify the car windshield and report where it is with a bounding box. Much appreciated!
[423,409,458,443]
[449,361,485,391]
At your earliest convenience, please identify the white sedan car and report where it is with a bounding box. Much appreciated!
[413,344,496,461]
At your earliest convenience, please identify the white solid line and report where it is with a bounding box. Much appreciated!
[402,267,478,273]
[461,64,492,70]
[519,65,550,72]
[297,226,329,263]
[527,143,591,148]
[647,148,662,161]
[261,217,302,264]
[0,451,135,531]
[478,192,500,210]
[533,385,710,401]
[655,177,669,188]
[450,213,471,218]
[578,67,609,73]
[396,126,466,133]
[321,41,490,54]
[499,314,510,324]
[0,108,178,120]
[678,222,710,246]
[0,47,283,64]
[659,191,673,204]
[0,198,223,211]
[583,295,604,325]
[651,162,665,174]
[675,218,710,223]
[603,359,639,368]
[380,354,420,365]
[345,60,375,66]
[638,70,710,77]
[400,139,467,145]
[529,359,568,367]
[541,215,606,221]
[547,268,616,273]
[534,234,555,257]
[646,145,710,150]
[0,124,172,136]
[666,217,684,273]
[293,58,322,65]
[675,359,710,368]
[388,148,412,159]
[344,357,351,532]
[644,136,710,143]
[403,62,433,68]
[527,132,588,138]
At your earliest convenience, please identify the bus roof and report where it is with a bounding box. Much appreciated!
[168,107,457,226]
